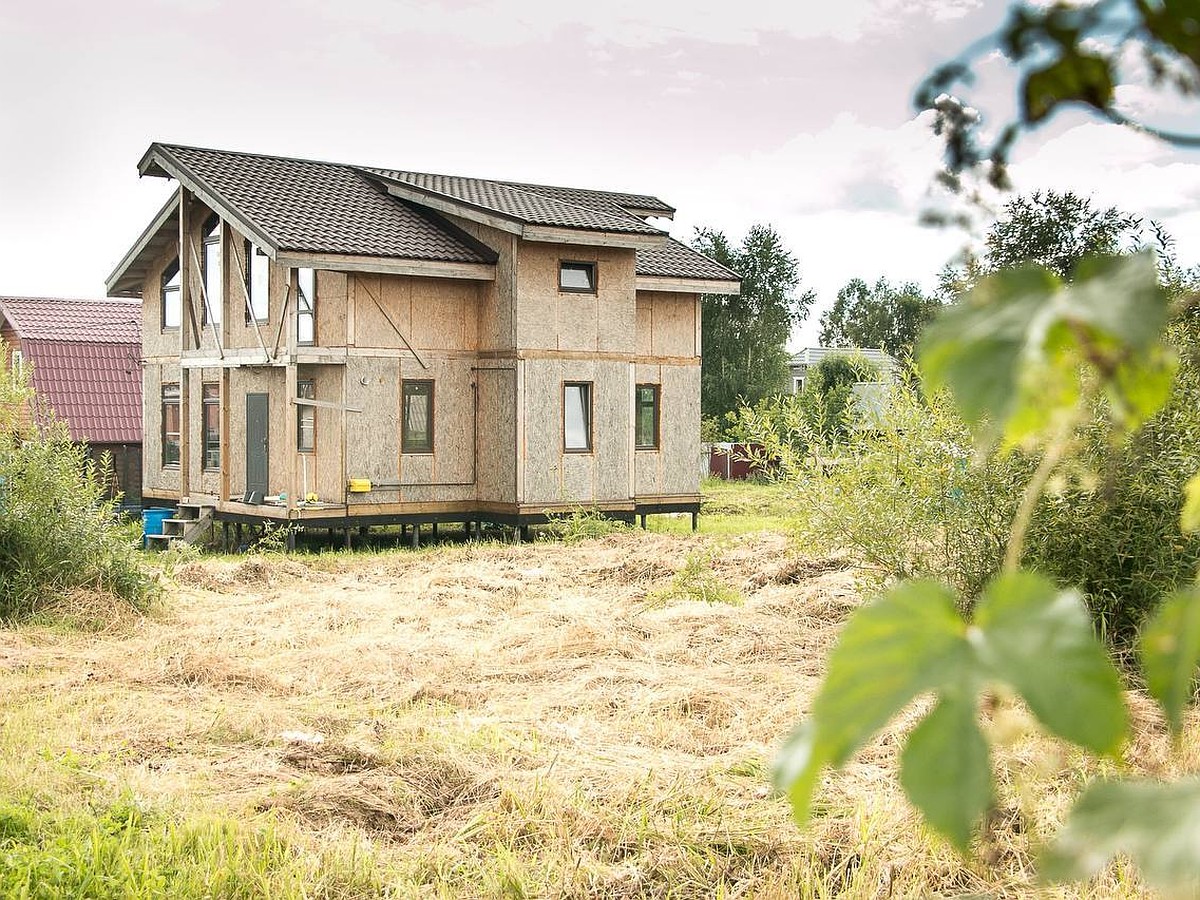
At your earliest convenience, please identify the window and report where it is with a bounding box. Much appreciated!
[563,382,592,452]
[202,214,222,325]
[245,240,269,323]
[297,268,315,345]
[635,383,660,449]
[201,383,220,470]
[161,383,181,467]
[297,380,315,452]
[161,258,181,330]
[559,261,597,293]
[402,380,434,453]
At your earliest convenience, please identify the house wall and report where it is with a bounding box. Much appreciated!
[142,360,181,498]
[442,215,515,352]
[514,242,638,352]
[349,273,479,352]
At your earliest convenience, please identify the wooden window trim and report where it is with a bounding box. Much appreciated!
[297,380,316,453]
[559,260,598,295]
[297,268,317,346]
[635,383,660,450]
[161,383,181,469]
[201,382,221,471]
[161,258,181,333]
[401,379,435,454]
[563,381,593,453]
[244,239,270,325]
[201,214,222,327]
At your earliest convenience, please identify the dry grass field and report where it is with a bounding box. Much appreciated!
[0,500,1191,897]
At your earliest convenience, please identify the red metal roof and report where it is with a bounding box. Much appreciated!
[0,297,142,444]
[0,296,141,343]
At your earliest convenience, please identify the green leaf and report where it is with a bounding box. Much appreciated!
[1042,777,1200,889]
[1181,473,1200,534]
[1140,587,1200,735]
[773,722,829,823]
[900,692,992,853]
[774,580,970,825]
[1022,51,1115,124]
[973,571,1127,755]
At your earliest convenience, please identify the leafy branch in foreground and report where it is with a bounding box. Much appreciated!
[775,253,1200,889]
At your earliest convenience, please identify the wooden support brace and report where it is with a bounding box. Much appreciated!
[229,240,274,362]
[358,277,429,370]
[187,238,225,359]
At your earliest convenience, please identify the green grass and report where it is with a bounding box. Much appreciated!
[647,477,796,536]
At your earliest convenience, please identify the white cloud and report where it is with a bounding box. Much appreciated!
[355,0,984,48]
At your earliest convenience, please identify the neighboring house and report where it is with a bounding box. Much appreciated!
[0,295,143,505]
[787,346,898,394]
[106,143,740,535]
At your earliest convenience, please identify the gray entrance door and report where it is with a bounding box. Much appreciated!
[246,393,269,497]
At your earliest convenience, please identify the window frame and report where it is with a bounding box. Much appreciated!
[635,383,660,450]
[161,258,182,332]
[563,381,593,453]
[401,379,435,454]
[558,260,598,294]
[297,380,316,453]
[297,267,316,346]
[161,383,181,469]
[245,239,270,324]
[201,382,221,471]
[201,214,222,326]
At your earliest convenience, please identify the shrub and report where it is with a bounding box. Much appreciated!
[541,505,629,543]
[0,347,157,621]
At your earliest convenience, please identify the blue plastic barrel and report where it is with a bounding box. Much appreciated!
[142,508,173,548]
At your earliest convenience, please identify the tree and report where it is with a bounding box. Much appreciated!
[693,225,814,419]
[819,277,942,358]
[983,190,1147,281]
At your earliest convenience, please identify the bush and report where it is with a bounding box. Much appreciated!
[743,323,1200,642]
[0,350,157,622]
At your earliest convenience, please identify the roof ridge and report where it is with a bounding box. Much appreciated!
[0,295,139,304]
[496,178,673,211]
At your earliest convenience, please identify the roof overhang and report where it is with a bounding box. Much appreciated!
[275,251,496,281]
[377,181,667,250]
[138,143,280,256]
[106,191,181,298]
[635,276,740,295]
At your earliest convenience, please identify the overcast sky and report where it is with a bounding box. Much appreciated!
[2,0,1198,347]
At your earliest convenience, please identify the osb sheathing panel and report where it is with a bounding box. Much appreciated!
[475,365,517,504]
[661,365,701,496]
[297,364,344,504]
[316,270,348,347]
[396,355,475,504]
[635,291,699,358]
[515,243,637,353]
[352,274,479,353]
[443,214,515,351]
[227,368,287,498]
[141,242,182,361]
[143,363,180,495]
[521,358,631,505]
[344,356,401,505]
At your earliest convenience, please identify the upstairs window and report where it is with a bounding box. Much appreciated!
[559,261,597,294]
[402,380,434,454]
[202,214,222,325]
[297,380,315,452]
[563,382,592,452]
[635,383,660,449]
[201,383,220,470]
[161,258,181,330]
[162,383,181,468]
[245,240,269,323]
[297,268,316,345]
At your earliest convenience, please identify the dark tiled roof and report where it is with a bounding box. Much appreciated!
[635,238,740,282]
[157,145,496,263]
[0,296,141,343]
[498,181,675,217]
[25,339,142,444]
[362,168,665,235]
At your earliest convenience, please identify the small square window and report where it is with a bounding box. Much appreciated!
[559,261,597,293]
[635,384,660,450]
[564,382,592,452]
[402,380,434,454]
